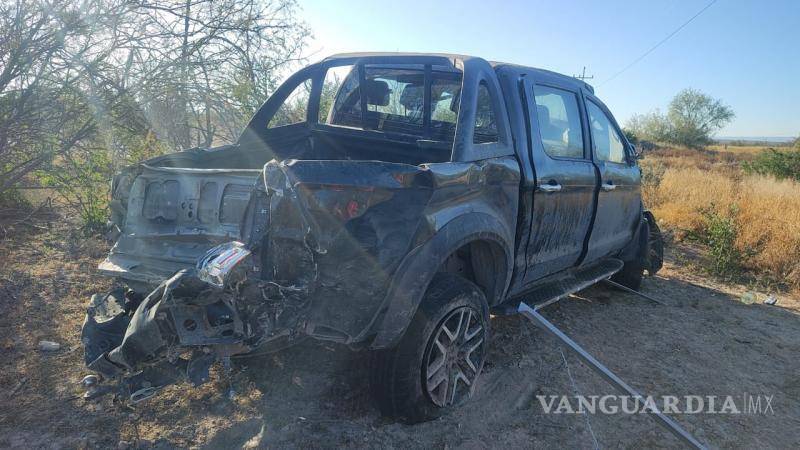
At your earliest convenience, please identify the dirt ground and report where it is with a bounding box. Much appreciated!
[1,219,799,449]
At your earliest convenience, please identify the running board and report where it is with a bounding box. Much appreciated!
[492,259,623,315]
[518,303,706,449]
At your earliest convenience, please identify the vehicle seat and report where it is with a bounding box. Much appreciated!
[537,105,563,143]
[364,79,391,106]
[399,84,424,121]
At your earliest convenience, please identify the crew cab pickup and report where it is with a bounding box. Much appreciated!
[82,53,663,422]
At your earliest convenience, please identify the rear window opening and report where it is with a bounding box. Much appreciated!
[258,64,468,166]
[324,64,462,144]
[259,63,501,165]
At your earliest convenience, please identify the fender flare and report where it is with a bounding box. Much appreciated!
[368,212,513,349]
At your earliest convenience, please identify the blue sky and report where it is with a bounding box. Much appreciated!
[300,0,799,138]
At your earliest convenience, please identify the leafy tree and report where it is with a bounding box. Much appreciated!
[0,0,100,196]
[667,88,734,148]
[622,128,639,144]
[625,89,734,148]
[625,110,672,143]
[0,0,309,229]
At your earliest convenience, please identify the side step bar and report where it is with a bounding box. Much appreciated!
[518,302,706,449]
[493,259,623,315]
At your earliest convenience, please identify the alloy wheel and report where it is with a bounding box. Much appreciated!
[422,306,486,408]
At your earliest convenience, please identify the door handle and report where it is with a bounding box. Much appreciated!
[601,181,616,191]
[538,181,562,193]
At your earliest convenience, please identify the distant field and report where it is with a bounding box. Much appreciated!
[641,144,800,290]
[708,144,777,155]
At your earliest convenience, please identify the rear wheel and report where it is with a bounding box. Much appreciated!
[371,273,489,423]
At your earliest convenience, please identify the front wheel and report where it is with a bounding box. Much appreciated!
[611,211,664,290]
[370,273,489,423]
[610,259,644,290]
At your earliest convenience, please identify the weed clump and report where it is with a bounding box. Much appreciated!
[699,206,741,279]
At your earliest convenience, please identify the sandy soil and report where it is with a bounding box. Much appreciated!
[1,220,799,449]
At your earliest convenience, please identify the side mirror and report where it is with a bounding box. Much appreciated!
[630,144,643,160]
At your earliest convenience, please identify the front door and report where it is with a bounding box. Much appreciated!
[582,97,641,263]
[522,80,597,283]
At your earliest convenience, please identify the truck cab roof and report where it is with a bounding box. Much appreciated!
[321,52,595,94]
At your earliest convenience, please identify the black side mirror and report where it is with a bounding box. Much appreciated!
[630,144,642,161]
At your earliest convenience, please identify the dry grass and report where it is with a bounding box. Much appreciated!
[708,144,781,156]
[648,167,737,232]
[736,176,800,285]
[642,145,800,288]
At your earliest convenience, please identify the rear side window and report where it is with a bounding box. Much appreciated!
[268,79,311,128]
[533,85,584,158]
[587,101,626,164]
[319,65,354,124]
[473,81,498,144]
[430,77,460,135]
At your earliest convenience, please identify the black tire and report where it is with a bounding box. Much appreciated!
[644,211,664,275]
[610,259,644,290]
[611,219,653,291]
[370,273,490,423]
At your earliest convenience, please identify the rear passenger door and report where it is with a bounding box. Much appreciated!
[583,96,641,262]
[522,80,597,283]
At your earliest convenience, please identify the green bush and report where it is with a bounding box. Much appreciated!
[742,148,800,181]
[0,189,31,209]
[37,147,113,233]
[623,128,639,144]
[700,206,741,279]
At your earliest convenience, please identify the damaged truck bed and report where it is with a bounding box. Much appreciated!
[82,53,661,421]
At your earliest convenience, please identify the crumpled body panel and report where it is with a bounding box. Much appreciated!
[82,154,520,401]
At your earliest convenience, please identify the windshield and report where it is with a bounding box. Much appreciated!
[323,64,462,142]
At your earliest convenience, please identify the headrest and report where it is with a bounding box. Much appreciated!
[537,105,551,126]
[363,79,390,106]
[400,84,423,110]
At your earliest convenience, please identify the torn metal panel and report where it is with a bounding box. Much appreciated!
[249,159,435,340]
[83,155,521,397]
[101,156,264,291]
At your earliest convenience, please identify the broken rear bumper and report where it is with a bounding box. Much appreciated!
[82,242,293,401]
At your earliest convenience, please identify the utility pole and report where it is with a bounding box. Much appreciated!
[573,66,594,81]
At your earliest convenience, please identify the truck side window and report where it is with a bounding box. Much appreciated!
[586,101,626,164]
[533,86,584,159]
[430,76,460,141]
[473,81,498,144]
[319,65,355,124]
[268,79,312,128]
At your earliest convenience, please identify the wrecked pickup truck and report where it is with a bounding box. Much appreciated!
[81,53,663,422]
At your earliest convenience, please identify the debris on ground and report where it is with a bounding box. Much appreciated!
[739,292,757,304]
[38,340,61,351]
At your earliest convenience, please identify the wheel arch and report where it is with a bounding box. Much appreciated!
[369,212,513,349]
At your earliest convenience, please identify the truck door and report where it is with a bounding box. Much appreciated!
[582,97,641,262]
[522,80,597,282]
